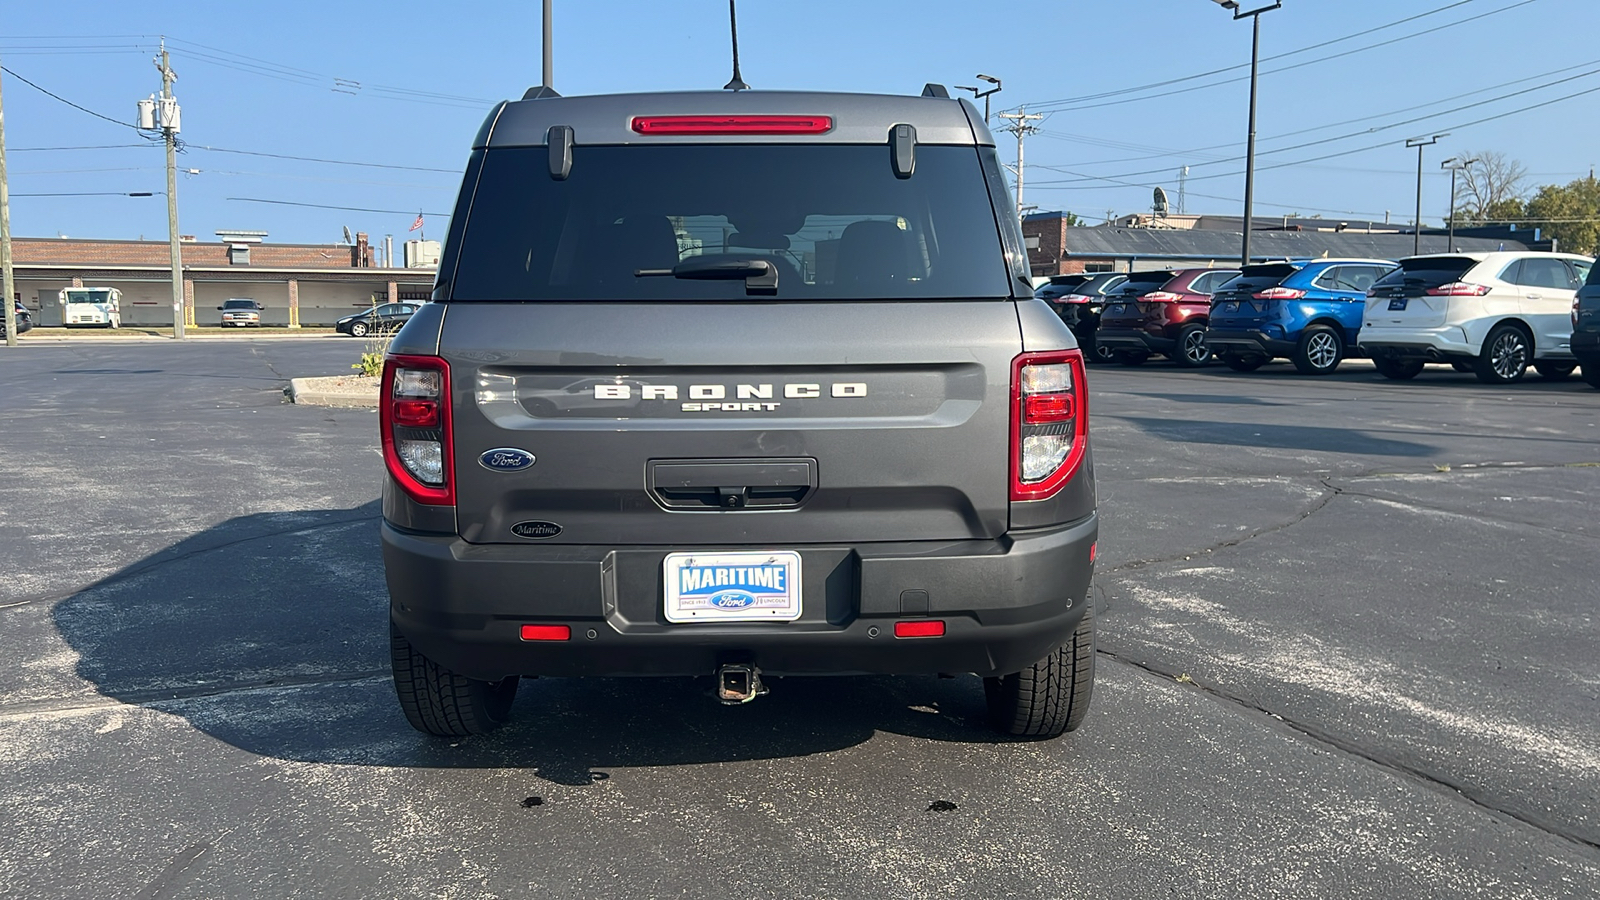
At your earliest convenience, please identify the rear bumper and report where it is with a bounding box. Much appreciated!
[1359,326,1474,360]
[1573,332,1599,366]
[384,514,1097,681]
[1205,328,1296,358]
[1095,326,1172,355]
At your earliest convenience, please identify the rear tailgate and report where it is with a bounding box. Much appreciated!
[443,300,1018,546]
[1364,257,1478,330]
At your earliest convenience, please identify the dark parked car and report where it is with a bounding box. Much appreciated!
[1207,259,1394,375]
[337,302,418,337]
[381,85,1098,740]
[1095,267,1239,366]
[8,301,32,335]
[1034,273,1095,303]
[1575,260,1600,389]
[1040,272,1127,363]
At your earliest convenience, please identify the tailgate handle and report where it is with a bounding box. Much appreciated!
[648,458,817,511]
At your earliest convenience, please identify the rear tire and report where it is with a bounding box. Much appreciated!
[985,602,1095,739]
[1475,324,1531,384]
[1115,350,1150,367]
[1084,330,1116,365]
[1374,356,1425,380]
[1172,324,1212,368]
[1292,325,1344,375]
[1221,353,1268,372]
[1532,361,1577,381]
[391,621,519,737]
[1583,364,1600,390]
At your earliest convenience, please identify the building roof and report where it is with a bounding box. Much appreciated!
[1060,226,1529,262]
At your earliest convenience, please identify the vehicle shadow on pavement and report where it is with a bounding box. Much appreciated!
[1111,415,1439,457]
[53,503,1021,783]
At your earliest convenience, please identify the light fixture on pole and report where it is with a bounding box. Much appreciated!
[1441,156,1478,252]
[954,74,1002,122]
[1208,0,1281,267]
[1406,133,1448,256]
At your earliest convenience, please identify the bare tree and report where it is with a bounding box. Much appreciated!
[1451,151,1529,224]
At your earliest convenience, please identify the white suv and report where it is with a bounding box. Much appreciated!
[1360,251,1594,383]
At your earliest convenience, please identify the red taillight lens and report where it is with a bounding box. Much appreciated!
[631,115,833,135]
[1011,350,1090,501]
[893,620,945,638]
[1253,287,1306,300]
[1425,282,1491,297]
[1061,293,1093,303]
[520,624,571,642]
[1575,299,1581,329]
[380,355,453,506]
[392,399,438,427]
[1141,291,1182,302]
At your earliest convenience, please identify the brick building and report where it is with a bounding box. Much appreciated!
[9,231,436,327]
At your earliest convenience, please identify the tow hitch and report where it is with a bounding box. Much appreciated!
[715,664,767,705]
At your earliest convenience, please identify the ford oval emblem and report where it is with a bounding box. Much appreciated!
[479,448,536,471]
[511,521,562,539]
[710,590,757,609]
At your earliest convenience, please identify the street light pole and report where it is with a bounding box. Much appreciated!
[1407,133,1447,256]
[542,0,553,89]
[0,59,17,347]
[955,75,1001,123]
[1210,0,1281,268]
[1441,156,1478,253]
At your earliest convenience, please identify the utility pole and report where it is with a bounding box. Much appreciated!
[1,59,17,347]
[154,41,185,338]
[542,0,553,89]
[997,109,1042,223]
[1406,133,1447,256]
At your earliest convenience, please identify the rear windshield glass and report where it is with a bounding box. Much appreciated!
[1585,259,1600,285]
[1215,264,1300,293]
[450,145,1010,301]
[1108,272,1173,296]
[1371,257,1475,290]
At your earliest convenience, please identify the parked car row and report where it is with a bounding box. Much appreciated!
[1036,251,1600,388]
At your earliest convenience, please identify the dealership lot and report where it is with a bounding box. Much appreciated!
[1,340,1597,899]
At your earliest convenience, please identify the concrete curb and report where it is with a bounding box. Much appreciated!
[287,377,380,408]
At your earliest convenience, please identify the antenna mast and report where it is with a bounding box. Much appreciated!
[724,0,749,91]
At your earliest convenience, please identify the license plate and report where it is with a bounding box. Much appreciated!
[1224,302,1238,311]
[1388,299,1408,311]
[663,551,802,623]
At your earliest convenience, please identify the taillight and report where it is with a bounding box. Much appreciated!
[381,354,454,505]
[1011,350,1089,501]
[1061,293,1094,303]
[1252,287,1306,300]
[1141,291,1182,302]
[631,115,833,135]
[1425,282,1491,297]
[1573,298,1581,329]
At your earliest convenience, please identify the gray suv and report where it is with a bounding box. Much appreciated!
[380,86,1099,738]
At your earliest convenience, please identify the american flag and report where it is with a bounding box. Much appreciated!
[409,214,424,232]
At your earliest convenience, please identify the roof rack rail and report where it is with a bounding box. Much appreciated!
[522,85,563,100]
[921,83,950,99]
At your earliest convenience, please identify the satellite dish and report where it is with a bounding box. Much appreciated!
[342,225,353,244]
[1153,186,1170,217]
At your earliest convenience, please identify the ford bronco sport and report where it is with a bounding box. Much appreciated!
[380,86,1098,739]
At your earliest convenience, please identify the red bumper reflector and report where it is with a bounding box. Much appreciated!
[894,620,946,639]
[520,624,571,642]
[631,115,833,135]
[1090,541,1097,563]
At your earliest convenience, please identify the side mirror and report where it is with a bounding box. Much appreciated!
[216,306,224,310]
[255,303,264,310]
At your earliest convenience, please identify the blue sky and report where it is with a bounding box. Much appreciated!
[1,0,1595,244]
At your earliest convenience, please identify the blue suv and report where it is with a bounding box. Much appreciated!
[1207,259,1395,375]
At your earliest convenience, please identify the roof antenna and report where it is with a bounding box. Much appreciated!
[724,0,749,91]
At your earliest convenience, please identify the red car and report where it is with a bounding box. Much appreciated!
[1093,267,1240,367]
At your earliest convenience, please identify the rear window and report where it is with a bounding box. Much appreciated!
[1215,263,1300,294]
[1584,259,1600,285]
[449,145,1011,301]
[1108,272,1173,296]
[1371,257,1476,290]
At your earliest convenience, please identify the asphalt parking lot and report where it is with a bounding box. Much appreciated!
[2,338,1597,899]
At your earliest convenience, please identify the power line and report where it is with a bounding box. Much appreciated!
[1016,0,1541,115]
[0,64,154,135]
[187,144,458,173]
[12,191,157,197]
[226,197,451,216]
[8,143,156,152]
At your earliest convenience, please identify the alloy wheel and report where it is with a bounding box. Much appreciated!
[1306,332,1339,370]
[1490,331,1528,380]
[1182,329,1210,365]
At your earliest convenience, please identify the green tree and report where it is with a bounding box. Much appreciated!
[1523,176,1600,255]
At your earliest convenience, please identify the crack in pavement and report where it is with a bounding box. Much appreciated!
[1101,479,1339,576]
[0,513,380,611]
[1097,650,1600,859]
[0,670,391,722]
